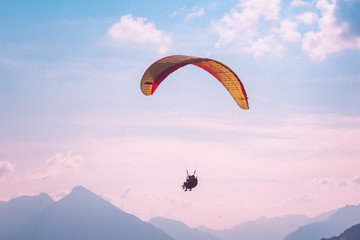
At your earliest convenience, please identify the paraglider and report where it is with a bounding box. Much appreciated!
[182,170,198,191]
[140,55,249,109]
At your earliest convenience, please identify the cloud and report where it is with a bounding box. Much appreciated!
[171,6,186,17]
[338,179,349,187]
[335,0,360,35]
[107,14,171,54]
[297,194,313,203]
[121,186,133,199]
[310,176,360,187]
[302,0,360,61]
[310,177,333,185]
[353,176,360,186]
[246,35,285,57]
[213,0,281,48]
[185,7,205,20]
[272,19,301,42]
[29,152,83,180]
[291,0,309,7]
[0,161,16,180]
[296,12,318,25]
[213,0,360,60]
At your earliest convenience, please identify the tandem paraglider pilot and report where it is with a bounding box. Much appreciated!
[182,170,198,191]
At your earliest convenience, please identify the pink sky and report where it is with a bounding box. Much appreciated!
[1,111,360,229]
[1,0,360,230]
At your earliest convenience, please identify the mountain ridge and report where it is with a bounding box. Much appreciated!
[0,192,54,238]
[321,223,360,240]
[1,185,173,240]
[150,216,220,240]
[284,203,360,240]
[198,214,315,240]
[1,186,359,240]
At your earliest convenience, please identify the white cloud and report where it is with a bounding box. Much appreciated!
[291,0,309,7]
[171,6,186,17]
[296,12,318,25]
[107,14,171,54]
[29,152,83,180]
[238,0,281,21]
[185,7,205,20]
[213,0,360,60]
[246,35,285,57]
[273,19,301,42]
[302,0,360,61]
[0,161,16,180]
[213,0,281,48]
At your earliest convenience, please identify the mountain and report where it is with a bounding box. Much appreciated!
[321,223,360,240]
[284,204,360,240]
[150,216,220,240]
[2,186,173,240]
[198,214,313,240]
[0,193,54,238]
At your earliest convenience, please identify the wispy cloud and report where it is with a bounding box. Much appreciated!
[29,152,83,180]
[310,175,360,187]
[185,7,205,20]
[310,177,334,185]
[107,14,171,54]
[0,161,16,181]
[338,179,349,187]
[290,0,309,7]
[171,6,186,17]
[121,186,133,199]
[353,176,360,186]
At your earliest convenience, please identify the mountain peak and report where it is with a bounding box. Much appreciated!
[59,185,104,206]
[70,185,92,195]
[4,186,173,240]
[67,185,100,199]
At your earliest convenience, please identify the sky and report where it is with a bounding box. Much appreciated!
[1,0,360,230]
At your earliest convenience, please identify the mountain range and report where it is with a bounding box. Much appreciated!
[198,214,319,240]
[284,203,360,240]
[321,223,360,240]
[0,186,172,240]
[0,186,359,240]
[150,217,220,240]
[0,193,54,237]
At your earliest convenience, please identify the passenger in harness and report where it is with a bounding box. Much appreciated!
[182,170,198,191]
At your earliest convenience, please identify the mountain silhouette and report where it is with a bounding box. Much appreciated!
[321,223,360,240]
[198,214,314,240]
[2,186,172,240]
[0,193,53,238]
[150,216,220,240]
[284,204,360,240]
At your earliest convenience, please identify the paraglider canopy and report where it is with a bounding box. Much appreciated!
[140,55,249,109]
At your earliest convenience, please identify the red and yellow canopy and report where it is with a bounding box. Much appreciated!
[140,55,249,110]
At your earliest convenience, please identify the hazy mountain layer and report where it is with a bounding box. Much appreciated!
[1,186,172,240]
[285,204,360,240]
[150,216,220,240]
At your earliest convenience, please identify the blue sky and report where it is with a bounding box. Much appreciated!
[1,0,360,229]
